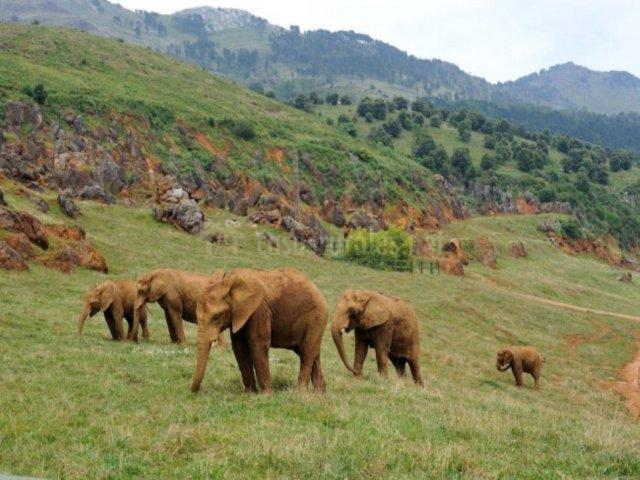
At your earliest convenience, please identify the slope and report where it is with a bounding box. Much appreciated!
[1,180,640,478]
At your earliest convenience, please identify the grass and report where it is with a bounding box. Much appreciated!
[2,180,640,478]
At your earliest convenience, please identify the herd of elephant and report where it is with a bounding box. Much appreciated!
[78,267,544,393]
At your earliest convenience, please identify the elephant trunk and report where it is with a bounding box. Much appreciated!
[77,302,91,336]
[191,326,217,392]
[331,317,356,375]
[131,299,146,341]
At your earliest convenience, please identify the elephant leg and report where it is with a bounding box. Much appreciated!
[111,310,125,341]
[249,341,271,394]
[167,309,187,345]
[163,309,178,343]
[231,335,257,393]
[353,331,368,377]
[374,347,390,378]
[408,358,424,387]
[140,313,150,341]
[532,366,541,390]
[125,318,138,342]
[512,365,524,387]
[311,355,326,393]
[373,333,392,379]
[390,355,407,378]
[104,313,119,340]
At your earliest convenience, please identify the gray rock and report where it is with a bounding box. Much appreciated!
[58,190,81,218]
[28,104,43,128]
[205,232,226,244]
[214,188,226,209]
[33,197,49,213]
[247,184,262,207]
[125,129,142,159]
[259,231,278,248]
[4,102,24,126]
[347,209,381,232]
[79,184,114,204]
[95,157,126,194]
[282,215,328,256]
[228,193,248,216]
[153,199,204,234]
[331,203,346,227]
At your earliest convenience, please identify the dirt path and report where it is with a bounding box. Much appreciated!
[514,292,640,322]
[474,273,640,417]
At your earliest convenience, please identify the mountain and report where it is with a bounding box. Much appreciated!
[3,0,640,118]
[495,62,640,115]
[0,0,492,101]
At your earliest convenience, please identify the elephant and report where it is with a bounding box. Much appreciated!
[133,268,226,345]
[78,280,149,341]
[496,346,543,390]
[191,268,328,394]
[331,289,423,386]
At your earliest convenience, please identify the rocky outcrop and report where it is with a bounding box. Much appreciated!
[79,183,114,204]
[0,207,49,249]
[347,209,384,232]
[153,199,204,234]
[5,233,36,260]
[40,241,108,274]
[438,238,468,276]
[282,215,328,256]
[249,209,282,226]
[58,190,81,218]
[0,241,28,271]
[509,241,527,258]
[473,235,498,269]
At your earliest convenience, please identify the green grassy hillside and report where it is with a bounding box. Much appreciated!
[2,178,640,478]
[0,25,438,207]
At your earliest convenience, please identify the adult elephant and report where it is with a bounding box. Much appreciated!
[191,268,328,394]
[78,280,149,341]
[331,289,423,386]
[133,268,225,345]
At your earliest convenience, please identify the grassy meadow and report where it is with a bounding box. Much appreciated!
[2,180,640,479]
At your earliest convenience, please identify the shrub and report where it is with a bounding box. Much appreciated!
[560,218,581,239]
[345,227,413,271]
[232,121,256,140]
[429,114,442,128]
[480,154,495,171]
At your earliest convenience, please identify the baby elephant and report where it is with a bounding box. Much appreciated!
[331,289,423,386]
[496,346,543,390]
[78,280,149,341]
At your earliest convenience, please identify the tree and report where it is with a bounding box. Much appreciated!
[413,134,436,159]
[382,119,402,138]
[457,121,471,142]
[340,95,353,105]
[429,114,442,128]
[480,154,495,171]
[398,111,413,130]
[325,93,339,105]
[575,172,591,193]
[391,96,408,110]
[451,148,472,177]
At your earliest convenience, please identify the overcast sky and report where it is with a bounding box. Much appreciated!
[117,0,640,83]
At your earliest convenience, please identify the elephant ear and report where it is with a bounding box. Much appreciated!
[99,282,116,312]
[148,272,170,302]
[210,269,225,284]
[360,294,390,329]
[229,276,264,334]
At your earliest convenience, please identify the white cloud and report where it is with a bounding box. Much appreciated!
[116,0,640,82]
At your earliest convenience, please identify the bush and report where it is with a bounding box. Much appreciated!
[429,114,442,128]
[232,121,256,141]
[451,148,472,176]
[480,154,495,171]
[560,218,581,239]
[345,227,413,271]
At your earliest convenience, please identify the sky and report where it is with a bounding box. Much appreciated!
[116,0,640,83]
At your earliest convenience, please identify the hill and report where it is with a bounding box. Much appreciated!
[1,24,640,253]
[5,0,640,117]
[496,62,640,115]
